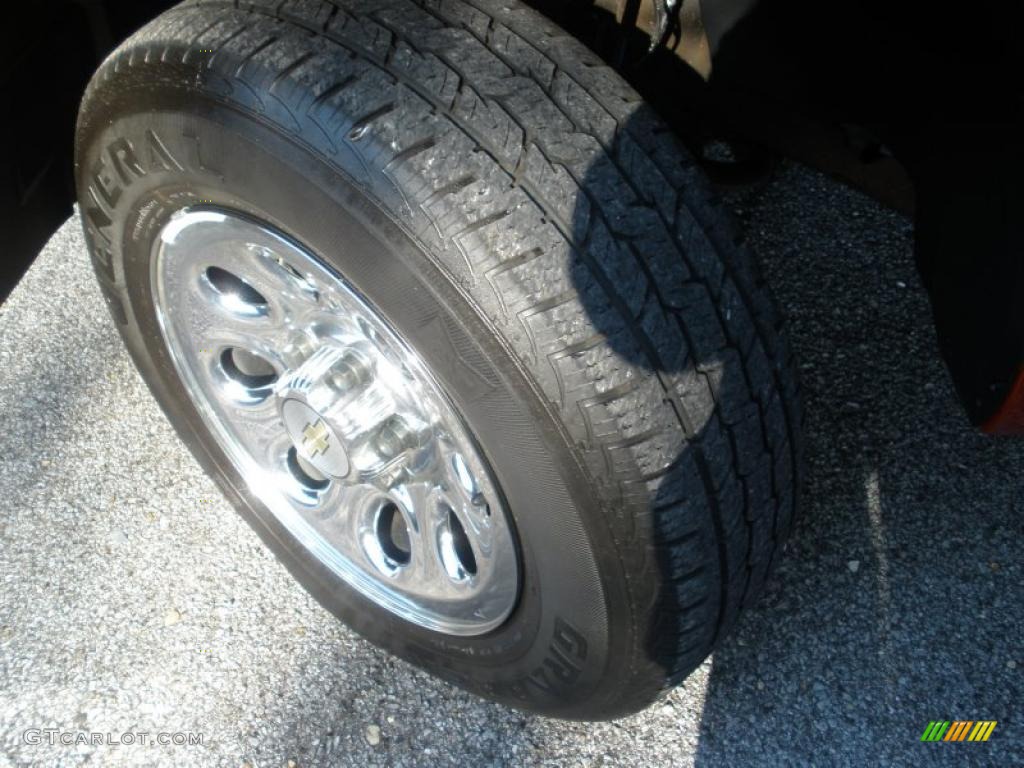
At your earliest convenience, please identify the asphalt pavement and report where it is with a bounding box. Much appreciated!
[1,161,1020,767]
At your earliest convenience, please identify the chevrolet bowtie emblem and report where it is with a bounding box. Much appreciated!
[302,419,331,457]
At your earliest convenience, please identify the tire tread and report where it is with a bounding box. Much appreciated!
[84,0,803,711]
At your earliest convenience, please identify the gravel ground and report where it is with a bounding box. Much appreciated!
[1,161,1020,767]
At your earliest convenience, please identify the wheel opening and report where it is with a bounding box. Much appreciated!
[204,266,269,313]
[376,502,411,565]
[287,446,329,490]
[440,507,477,579]
[221,347,277,389]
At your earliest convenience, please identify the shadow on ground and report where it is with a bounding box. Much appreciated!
[559,101,1022,764]
[688,166,1023,765]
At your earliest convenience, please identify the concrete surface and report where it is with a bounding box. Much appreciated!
[0,162,1020,767]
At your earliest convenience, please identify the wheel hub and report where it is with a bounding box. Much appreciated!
[151,208,520,635]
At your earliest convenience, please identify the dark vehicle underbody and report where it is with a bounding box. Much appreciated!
[3,0,1021,431]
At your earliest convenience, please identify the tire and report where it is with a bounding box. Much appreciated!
[75,0,802,719]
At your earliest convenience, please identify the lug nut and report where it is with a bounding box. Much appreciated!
[329,349,373,393]
[288,333,318,362]
[374,416,419,460]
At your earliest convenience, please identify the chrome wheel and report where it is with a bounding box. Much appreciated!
[151,208,520,635]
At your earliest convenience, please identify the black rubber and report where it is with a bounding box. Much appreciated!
[76,0,802,719]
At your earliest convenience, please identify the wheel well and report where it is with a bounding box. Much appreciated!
[0,0,175,300]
